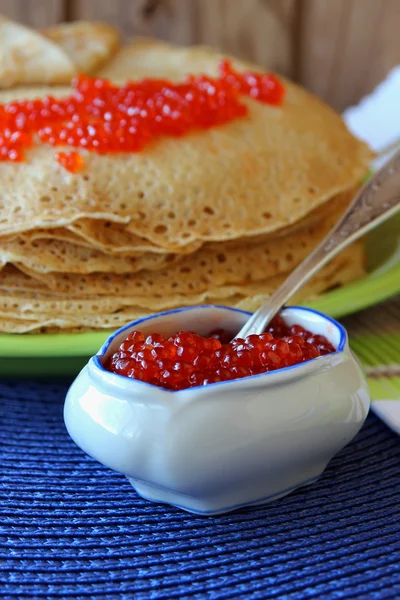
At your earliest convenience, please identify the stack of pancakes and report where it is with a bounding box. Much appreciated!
[0,20,372,333]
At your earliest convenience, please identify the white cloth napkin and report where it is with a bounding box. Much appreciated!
[343,67,400,434]
[343,66,400,169]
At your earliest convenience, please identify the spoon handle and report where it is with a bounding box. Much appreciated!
[236,149,400,339]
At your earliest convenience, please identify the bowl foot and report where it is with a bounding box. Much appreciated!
[127,472,324,516]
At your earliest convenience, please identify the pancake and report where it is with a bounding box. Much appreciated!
[0,19,120,89]
[0,245,364,333]
[0,238,177,275]
[0,41,371,248]
[64,185,359,254]
[68,220,202,255]
[41,21,120,75]
[0,244,363,313]
[0,187,352,276]
[0,17,74,89]
[0,22,372,336]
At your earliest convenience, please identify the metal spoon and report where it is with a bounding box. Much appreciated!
[236,149,400,339]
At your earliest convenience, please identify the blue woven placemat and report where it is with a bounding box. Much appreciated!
[1,379,400,600]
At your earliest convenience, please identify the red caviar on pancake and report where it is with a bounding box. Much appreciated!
[0,61,285,172]
[55,151,84,173]
[105,315,335,391]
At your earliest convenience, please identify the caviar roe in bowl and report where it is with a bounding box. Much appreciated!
[105,316,336,390]
[64,305,370,515]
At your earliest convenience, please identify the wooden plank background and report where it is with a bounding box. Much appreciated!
[1,0,399,111]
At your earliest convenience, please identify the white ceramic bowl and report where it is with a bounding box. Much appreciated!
[64,305,370,515]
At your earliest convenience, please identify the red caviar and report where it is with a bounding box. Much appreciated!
[55,151,84,173]
[105,315,335,391]
[0,61,284,172]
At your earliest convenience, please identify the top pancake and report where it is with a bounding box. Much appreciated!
[0,40,372,248]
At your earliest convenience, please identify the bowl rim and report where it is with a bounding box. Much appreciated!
[89,304,348,395]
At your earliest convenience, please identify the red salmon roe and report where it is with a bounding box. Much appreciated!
[105,315,335,391]
[55,151,84,173]
[0,61,284,172]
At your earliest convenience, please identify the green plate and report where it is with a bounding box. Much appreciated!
[1,214,399,379]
